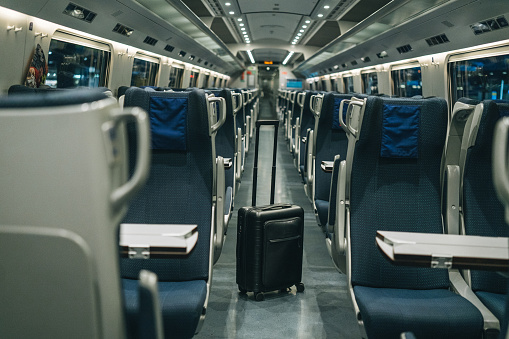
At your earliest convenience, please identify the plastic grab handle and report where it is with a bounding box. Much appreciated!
[493,117,509,224]
[338,97,364,137]
[208,96,226,135]
[232,92,243,114]
[110,107,150,210]
[297,92,306,107]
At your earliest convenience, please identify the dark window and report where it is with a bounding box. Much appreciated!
[131,57,159,87]
[46,39,110,88]
[361,72,378,95]
[449,54,509,102]
[391,66,422,97]
[343,76,354,93]
[168,66,184,88]
[189,71,199,87]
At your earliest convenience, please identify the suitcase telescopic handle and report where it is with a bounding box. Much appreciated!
[252,120,279,206]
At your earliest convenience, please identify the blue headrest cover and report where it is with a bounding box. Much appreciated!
[381,104,420,158]
[332,97,349,130]
[149,96,187,150]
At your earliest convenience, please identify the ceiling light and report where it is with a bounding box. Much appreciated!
[324,5,330,9]
[299,29,304,32]
[317,14,323,17]
[292,42,296,45]
[225,2,231,5]
[229,11,234,15]
[297,33,302,36]
[247,50,255,64]
[241,27,245,31]
[305,20,311,23]
[302,25,307,28]
[240,23,244,26]
[282,51,294,65]
[238,18,242,21]
[295,36,300,39]
[266,67,270,71]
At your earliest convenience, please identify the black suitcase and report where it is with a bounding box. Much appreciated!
[236,120,305,301]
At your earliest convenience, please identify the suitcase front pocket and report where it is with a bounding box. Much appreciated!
[262,217,303,289]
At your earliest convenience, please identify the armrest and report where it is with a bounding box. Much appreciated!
[223,158,233,169]
[449,269,500,336]
[321,161,335,173]
[138,270,164,339]
[213,156,226,264]
[445,165,460,234]
[306,130,314,186]
[332,160,348,255]
[236,128,242,181]
[119,224,198,258]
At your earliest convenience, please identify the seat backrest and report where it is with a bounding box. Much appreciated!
[299,91,316,168]
[462,100,509,294]
[314,93,351,205]
[122,87,213,282]
[0,89,149,338]
[349,96,450,289]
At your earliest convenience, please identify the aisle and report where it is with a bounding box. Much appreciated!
[195,98,360,338]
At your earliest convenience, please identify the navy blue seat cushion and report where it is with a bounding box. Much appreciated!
[123,278,207,339]
[315,199,329,226]
[476,291,505,321]
[354,286,483,339]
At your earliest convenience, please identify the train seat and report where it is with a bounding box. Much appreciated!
[122,87,226,338]
[296,91,315,176]
[343,96,483,338]
[313,93,351,228]
[459,100,509,324]
[0,89,157,338]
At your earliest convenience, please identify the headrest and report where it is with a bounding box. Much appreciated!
[495,100,509,117]
[381,104,420,158]
[0,89,108,108]
[149,95,187,151]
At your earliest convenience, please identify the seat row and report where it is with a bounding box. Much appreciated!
[0,84,258,339]
[279,89,509,338]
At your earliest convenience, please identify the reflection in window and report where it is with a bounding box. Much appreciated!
[450,55,509,102]
[46,39,110,88]
[168,66,184,88]
[189,71,199,87]
[392,67,422,97]
[361,72,378,94]
[131,57,159,87]
[343,76,354,93]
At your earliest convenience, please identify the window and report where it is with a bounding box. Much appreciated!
[131,54,159,87]
[343,76,354,93]
[203,73,210,88]
[391,66,422,97]
[168,65,184,88]
[449,54,509,102]
[46,35,110,88]
[189,70,199,87]
[211,76,217,87]
[330,78,336,92]
[321,79,327,91]
[361,72,378,94]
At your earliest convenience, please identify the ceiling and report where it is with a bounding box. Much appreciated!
[180,0,391,65]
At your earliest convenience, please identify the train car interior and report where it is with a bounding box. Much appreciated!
[1,0,509,338]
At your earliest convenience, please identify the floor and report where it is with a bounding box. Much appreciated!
[195,97,361,338]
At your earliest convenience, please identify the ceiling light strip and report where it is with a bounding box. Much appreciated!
[247,50,255,64]
[282,51,294,65]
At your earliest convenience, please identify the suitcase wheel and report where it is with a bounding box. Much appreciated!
[296,283,305,293]
[255,292,265,301]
